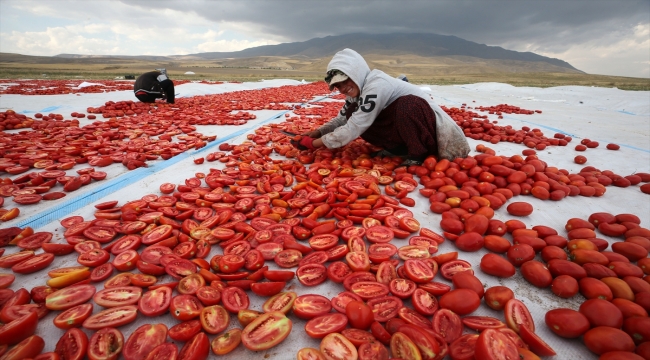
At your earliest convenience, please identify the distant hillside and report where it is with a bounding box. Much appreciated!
[183,33,580,72]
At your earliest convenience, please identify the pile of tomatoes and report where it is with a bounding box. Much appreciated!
[0,80,198,96]
[0,82,648,360]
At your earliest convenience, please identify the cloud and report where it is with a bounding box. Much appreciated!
[1,0,648,77]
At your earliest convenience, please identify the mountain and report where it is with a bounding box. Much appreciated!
[182,33,580,72]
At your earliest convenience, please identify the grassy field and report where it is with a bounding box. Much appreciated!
[1,54,649,90]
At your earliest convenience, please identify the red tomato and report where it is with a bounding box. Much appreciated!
[411,288,439,316]
[293,294,332,320]
[145,343,178,360]
[138,286,172,317]
[480,253,516,278]
[169,320,201,342]
[1,334,44,359]
[170,294,204,321]
[88,327,123,360]
[200,305,229,334]
[211,328,242,355]
[320,333,358,360]
[12,253,54,274]
[518,324,557,356]
[53,303,94,329]
[93,286,142,308]
[305,313,348,339]
[584,326,635,355]
[251,281,286,297]
[45,284,96,311]
[440,259,473,280]
[242,311,292,351]
[259,291,295,315]
[484,286,514,311]
[367,295,403,322]
[544,309,590,339]
[297,263,328,286]
[123,323,168,360]
[432,308,462,343]
[82,305,138,330]
[449,333,478,360]
[178,332,209,360]
[55,328,88,360]
[221,286,249,313]
[474,328,519,360]
[390,332,421,360]
[398,323,442,359]
[345,300,374,330]
[579,298,623,328]
[505,299,535,333]
[439,289,480,315]
[0,311,36,347]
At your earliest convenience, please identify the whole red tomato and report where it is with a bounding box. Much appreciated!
[345,300,374,330]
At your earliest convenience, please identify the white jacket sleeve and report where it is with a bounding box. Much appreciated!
[321,79,392,149]
[318,101,353,135]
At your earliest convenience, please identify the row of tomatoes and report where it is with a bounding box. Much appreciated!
[0,80,193,95]
[0,83,337,222]
[0,82,644,360]
[0,142,644,358]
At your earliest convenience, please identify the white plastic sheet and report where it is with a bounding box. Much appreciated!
[0,80,648,359]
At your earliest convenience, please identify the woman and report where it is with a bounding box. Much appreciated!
[295,49,469,163]
[133,68,175,104]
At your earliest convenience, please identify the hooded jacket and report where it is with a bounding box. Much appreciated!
[319,48,469,160]
[134,70,175,104]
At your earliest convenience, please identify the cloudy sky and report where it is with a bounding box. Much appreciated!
[1,0,648,78]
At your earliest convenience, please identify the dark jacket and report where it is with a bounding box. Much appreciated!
[134,71,175,103]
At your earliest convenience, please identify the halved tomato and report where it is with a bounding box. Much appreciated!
[93,286,142,308]
[292,294,332,320]
[305,313,348,339]
[474,328,519,360]
[211,328,242,355]
[55,328,88,360]
[504,299,535,333]
[46,284,96,311]
[138,286,172,317]
[200,305,229,334]
[53,303,94,329]
[83,305,138,330]
[123,323,168,360]
[241,311,292,351]
[88,327,123,360]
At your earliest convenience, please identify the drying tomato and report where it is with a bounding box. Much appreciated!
[0,310,38,345]
[169,320,202,342]
[518,324,556,356]
[474,328,518,360]
[251,281,286,297]
[412,288,439,316]
[53,303,94,329]
[55,328,88,360]
[318,332,357,360]
[305,313,348,339]
[170,294,203,321]
[504,299,535,333]
[123,323,168,360]
[390,332,420,360]
[367,296,402,322]
[83,305,138,330]
[484,286,514,311]
[93,286,142,308]
[439,289,480,315]
[145,343,178,360]
[292,294,332,320]
[46,284,96,311]
[544,308,590,338]
[211,328,242,355]
[1,334,44,359]
[11,253,54,274]
[345,300,374,330]
[200,305,229,334]
[179,332,209,360]
[241,311,292,351]
[88,327,123,360]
